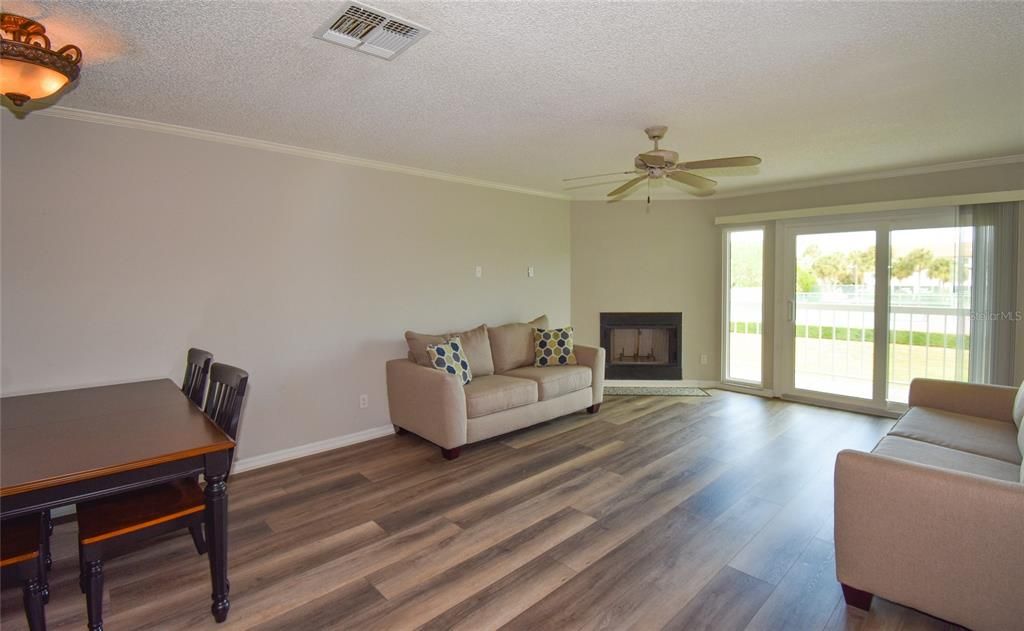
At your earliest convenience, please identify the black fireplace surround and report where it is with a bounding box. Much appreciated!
[600,312,682,380]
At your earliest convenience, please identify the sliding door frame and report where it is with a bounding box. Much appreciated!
[774,207,955,415]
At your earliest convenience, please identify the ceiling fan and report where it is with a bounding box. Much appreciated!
[564,126,762,199]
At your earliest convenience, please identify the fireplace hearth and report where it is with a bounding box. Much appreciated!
[600,312,682,380]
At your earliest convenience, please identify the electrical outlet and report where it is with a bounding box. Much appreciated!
[359,394,369,409]
[700,353,709,365]
[475,265,483,278]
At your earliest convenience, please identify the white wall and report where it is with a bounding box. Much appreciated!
[0,112,571,459]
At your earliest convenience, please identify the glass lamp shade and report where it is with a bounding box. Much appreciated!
[0,14,82,106]
[0,57,70,104]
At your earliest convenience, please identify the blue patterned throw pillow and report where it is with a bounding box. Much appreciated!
[534,327,578,367]
[426,336,473,384]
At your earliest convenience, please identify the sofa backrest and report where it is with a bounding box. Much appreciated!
[405,324,495,377]
[1013,381,1024,430]
[489,315,548,374]
[1013,382,1024,483]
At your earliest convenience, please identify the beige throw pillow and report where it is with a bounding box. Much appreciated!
[405,324,495,377]
[489,315,549,374]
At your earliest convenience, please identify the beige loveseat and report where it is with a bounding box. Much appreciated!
[386,316,605,459]
[835,378,1024,630]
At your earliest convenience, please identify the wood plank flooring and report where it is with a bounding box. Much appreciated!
[1,391,968,630]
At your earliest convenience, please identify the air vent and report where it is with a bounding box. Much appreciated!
[316,1,429,60]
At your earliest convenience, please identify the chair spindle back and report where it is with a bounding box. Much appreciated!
[182,348,213,407]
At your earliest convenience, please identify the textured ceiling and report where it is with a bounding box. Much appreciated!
[8,0,1024,199]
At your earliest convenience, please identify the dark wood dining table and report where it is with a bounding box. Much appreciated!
[0,378,236,623]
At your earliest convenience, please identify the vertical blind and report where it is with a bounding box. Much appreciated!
[958,201,1021,385]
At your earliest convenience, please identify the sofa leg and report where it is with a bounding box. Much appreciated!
[393,425,408,435]
[441,447,461,460]
[841,583,873,611]
[586,404,601,414]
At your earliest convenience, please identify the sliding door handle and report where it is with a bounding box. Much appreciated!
[787,300,795,323]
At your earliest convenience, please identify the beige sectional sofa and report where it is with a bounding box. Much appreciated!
[386,316,605,459]
[835,378,1024,630]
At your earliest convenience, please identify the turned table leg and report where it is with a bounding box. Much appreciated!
[205,451,231,623]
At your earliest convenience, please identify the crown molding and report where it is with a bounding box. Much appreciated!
[569,154,1024,202]
[714,190,1024,225]
[706,154,1024,200]
[33,106,572,201]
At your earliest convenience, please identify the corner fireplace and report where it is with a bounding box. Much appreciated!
[600,312,682,380]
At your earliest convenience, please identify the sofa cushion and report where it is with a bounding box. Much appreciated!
[889,406,1022,465]
[405,324,494,376]
[503,366,591,401]
[489,315,548,374]
[872,436,1020,483]
[533,327,577,367]
[463,375,538,419]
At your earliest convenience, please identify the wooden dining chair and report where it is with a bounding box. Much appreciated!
[76,363,248,631]
[182,347,213,407]
[1,514,49,631]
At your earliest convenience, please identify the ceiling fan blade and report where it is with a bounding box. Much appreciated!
[562,170,637,182]
[681,156,762,170]
[667,170,717,191]
[607,175,649,197]
[638,152,667,167]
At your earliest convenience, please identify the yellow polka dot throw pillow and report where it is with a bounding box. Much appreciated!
[534,327,578,367]
[426,336,473,384]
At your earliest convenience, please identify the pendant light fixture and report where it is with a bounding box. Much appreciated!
[0,13,82,107]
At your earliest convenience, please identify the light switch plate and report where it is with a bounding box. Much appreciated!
[528,266,535,278]
[475,265,483,278]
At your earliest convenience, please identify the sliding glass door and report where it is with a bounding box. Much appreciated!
[778,209,972,411]
[791,230,877,400]
[886,226,971,403]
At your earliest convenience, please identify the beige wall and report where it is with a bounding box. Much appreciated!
[0,112,571,460]
[570,200,722,381]
[571,162,1024,387]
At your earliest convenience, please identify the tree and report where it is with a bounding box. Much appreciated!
[892,248,934,285]
[797,267,818,293]
[811,253,846,287]
[801,244,821,264]
[729,241,763,288]
[848,246,875,286]
[927,257,953,286]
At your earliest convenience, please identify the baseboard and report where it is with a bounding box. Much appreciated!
[232,424,395,473]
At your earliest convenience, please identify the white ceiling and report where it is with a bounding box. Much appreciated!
[9,0,1024,199]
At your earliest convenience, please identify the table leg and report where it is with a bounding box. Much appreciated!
[204,455,230,623]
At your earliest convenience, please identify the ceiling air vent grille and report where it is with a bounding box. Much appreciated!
[317,1,429,60]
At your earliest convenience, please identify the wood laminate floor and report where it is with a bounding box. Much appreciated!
[1,391,968,630]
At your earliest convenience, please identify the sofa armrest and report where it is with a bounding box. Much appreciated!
[386,359,467,449]
[834,449,1024,630]
[575,345,606,405]
[907,378,1017,423]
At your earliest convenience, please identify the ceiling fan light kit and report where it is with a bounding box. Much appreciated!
[562,125,762,199]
